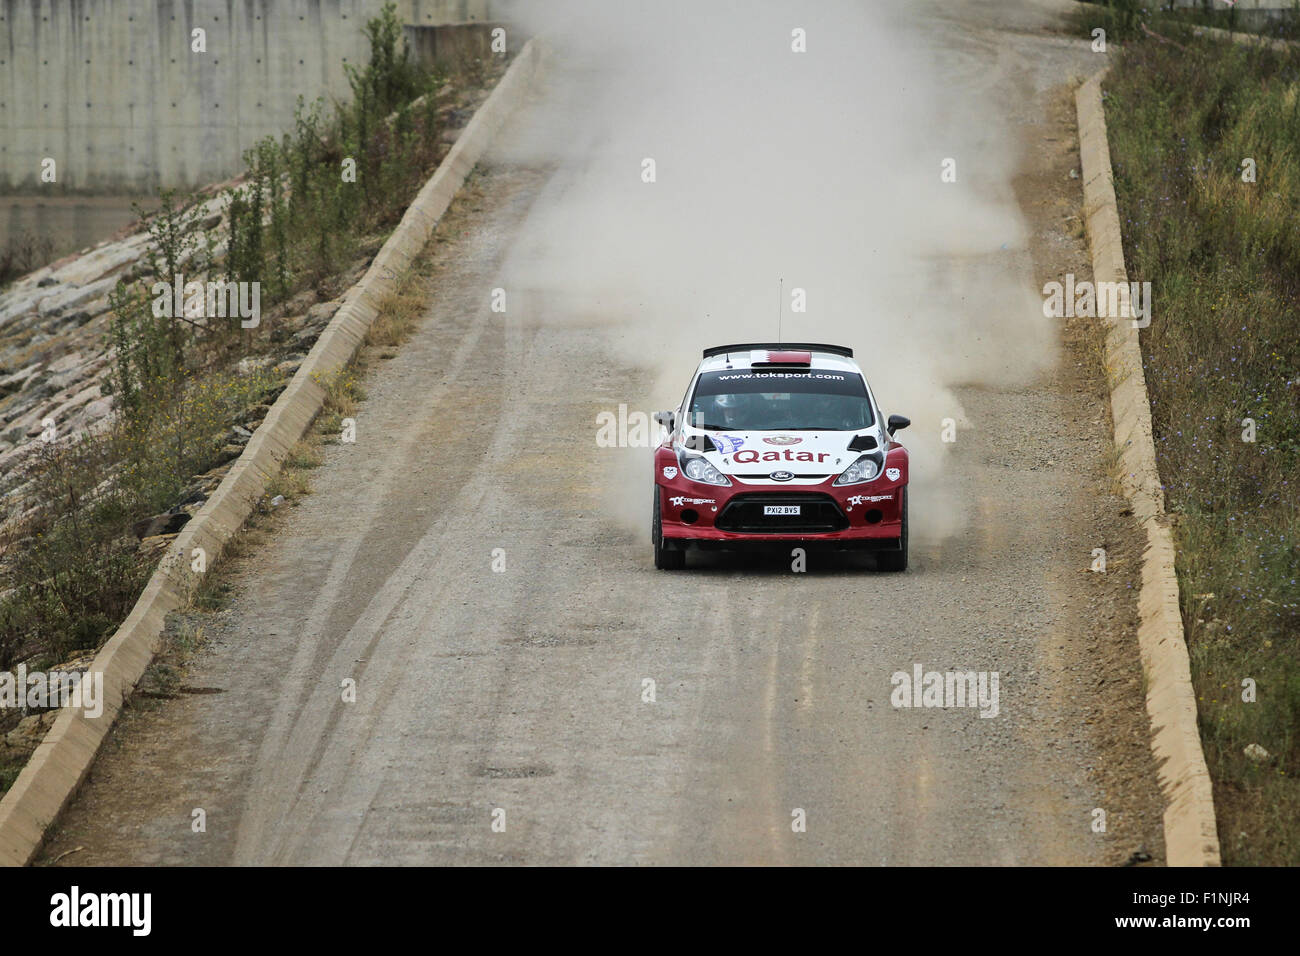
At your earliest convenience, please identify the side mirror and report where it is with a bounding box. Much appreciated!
[887,414,910,436]
[653,410,676,433]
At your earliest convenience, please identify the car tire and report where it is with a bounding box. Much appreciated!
[653,490,685,570]
[875,487,908,572]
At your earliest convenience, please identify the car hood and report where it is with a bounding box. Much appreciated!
[679,427,878,479]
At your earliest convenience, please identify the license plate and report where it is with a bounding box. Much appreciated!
[764,505,801,516]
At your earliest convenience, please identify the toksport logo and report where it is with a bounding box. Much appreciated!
[848,494,893,506]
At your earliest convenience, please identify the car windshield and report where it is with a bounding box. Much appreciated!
[687,369,873,431]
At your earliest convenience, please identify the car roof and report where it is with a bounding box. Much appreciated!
[696,346,864,377]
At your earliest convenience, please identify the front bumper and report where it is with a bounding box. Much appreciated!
[655,446,907,551]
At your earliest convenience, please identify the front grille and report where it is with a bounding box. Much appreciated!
[715,494,848,533]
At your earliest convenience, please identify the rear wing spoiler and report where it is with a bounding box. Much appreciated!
[702,342,853,359]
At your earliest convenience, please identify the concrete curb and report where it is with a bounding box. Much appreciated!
[0,39,541,867]
[1075,71,1221,867]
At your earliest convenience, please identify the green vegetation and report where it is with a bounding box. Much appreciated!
[1073,1,1300,42]
[226,4,442,298]
[0,232,55,289]
[0,369,280,669]
[0,4,502,711]
[1093,20,1300,864]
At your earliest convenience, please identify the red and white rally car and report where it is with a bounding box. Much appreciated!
[652,343,910,571]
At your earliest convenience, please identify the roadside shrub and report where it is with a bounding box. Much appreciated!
[0,0,504,748]
[0,231,55,288]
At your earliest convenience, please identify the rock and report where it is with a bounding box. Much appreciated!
[270,495,285,508]
[0,363,43,392]
[138,533,178,560]
[274,358,303,376]
[38,274,119,315]
[290,325,320,348]
[237,356,275,375]
[305,300,341,328]
[132,511,191,540]
[110,533,139,554]
[196,460,234,480]
[238,404,273,427]
[282,288,319,316]
[214,443,244,465]
[28,377,61,403]
[45,385,102,426]
[81,397,113,422]
[1122,846,1152,867]
[1244,743,1271,763]
[48,651,97,672]
[338,263,366,288]
[174,486,208,508]
[4,710,58,753]
[46,352,82,375]
[36,277,57,288]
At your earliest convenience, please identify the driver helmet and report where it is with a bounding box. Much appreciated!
[714,392,746,427]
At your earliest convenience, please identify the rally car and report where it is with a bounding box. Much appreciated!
[652,343,910,571]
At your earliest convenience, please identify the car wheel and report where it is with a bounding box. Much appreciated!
[875,487,908,572]
[653,490,685,570]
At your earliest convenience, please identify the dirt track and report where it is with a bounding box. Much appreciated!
[39,0,1166,866]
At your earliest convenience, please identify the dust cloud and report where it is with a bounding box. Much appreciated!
[492,0,1055,545]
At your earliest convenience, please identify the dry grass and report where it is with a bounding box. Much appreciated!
[1104,27,1300,864]
[366,287,423,347]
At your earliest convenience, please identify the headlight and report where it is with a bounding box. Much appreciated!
[681,453,731,486]
[833,454,881,486]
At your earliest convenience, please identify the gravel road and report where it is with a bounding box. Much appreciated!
[40,0,1166,867]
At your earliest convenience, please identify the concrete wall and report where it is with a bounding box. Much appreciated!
[405,0,493,24]
[0,0,493,194]
[1171,0,1295,8]
[405,20,515,71]
[1170,0,1299,29]
[2,196,144,261]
